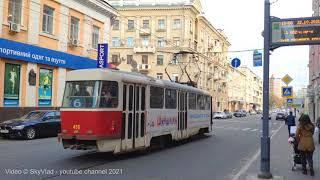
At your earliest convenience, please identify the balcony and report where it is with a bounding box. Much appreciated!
[139,28,151,35]
[213,72,221,80]
[134,45,156,53]
[138,64,151,72]
[212,45,222,53]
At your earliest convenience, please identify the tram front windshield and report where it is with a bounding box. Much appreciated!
[62,81,118,108]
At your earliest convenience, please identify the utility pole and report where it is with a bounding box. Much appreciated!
[258,0,273,179]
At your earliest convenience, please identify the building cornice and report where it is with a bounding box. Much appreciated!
[198,15,231,46]
[78,0,118,18]
[114,5,199,15]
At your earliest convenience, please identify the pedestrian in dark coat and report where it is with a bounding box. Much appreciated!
[317,117,320,144]
[285,111,296,136]
[296,114,315,176]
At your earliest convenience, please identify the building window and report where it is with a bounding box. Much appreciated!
[42,5,54,34]
[127,55,133,64]
[142,55,148,64]
[141,36,149,46]
[111,54,119,63]
[157,37,165,47]
[172,74,179,82]
[173,19,181,29]
[158,19,165,30]
[156,73,163,79]
[92,25,99,49]
[4,63,20,106]
[128,20,134,30]
[113,20,119,30]
[127,37,134,47]
[70,17,79,40]
[157,55,164,65]
[8,0,22,24]
[143,20,149,28]
[38,68,53,106]
[189,20,193,33]
[112,37,120,47]
[172,54,179,64]
[173,37,180,46]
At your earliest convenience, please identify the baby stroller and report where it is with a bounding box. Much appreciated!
[288,134,302,171]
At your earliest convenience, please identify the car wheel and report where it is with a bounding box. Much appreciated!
[25,127,36,140]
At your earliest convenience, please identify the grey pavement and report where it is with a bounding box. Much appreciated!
[0,114,286,180]
[238,119,320,180]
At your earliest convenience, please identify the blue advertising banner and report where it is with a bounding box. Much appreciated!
[38,68,53,106]
[97,43,108,68]
[4,63,20,106]
[0,38,96,69]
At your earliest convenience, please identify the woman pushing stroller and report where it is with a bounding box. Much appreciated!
[295,114,315,176]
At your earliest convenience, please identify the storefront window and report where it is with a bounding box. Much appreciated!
[38,68,53,106]
[4,63,20,106]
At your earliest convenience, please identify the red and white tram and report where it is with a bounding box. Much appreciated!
[58,68,212,153]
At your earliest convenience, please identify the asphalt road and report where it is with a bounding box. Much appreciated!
[0,114,285,180]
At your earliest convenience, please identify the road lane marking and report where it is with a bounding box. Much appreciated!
[250,129,258,132]
[231,123,284,180]
[241,128,251,131]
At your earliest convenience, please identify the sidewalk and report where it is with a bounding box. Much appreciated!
[239,124,320,180]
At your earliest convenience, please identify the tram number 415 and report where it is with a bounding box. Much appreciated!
[73,124,80,130]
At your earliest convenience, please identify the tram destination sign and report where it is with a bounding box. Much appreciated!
[271,17,320,47]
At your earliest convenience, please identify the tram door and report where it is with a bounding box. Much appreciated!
[178,91,188,139]
[121,84,146,151]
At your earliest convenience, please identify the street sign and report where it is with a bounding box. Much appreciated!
[231,58,241,68]
[287,98,293,104]
[271,17,320,47]
[97,43,108,68]
[282,86,293,97]
[282,74,293,85]
[253,50,262,67]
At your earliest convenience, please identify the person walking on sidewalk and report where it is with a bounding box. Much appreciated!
[296,114,315,176]
[317,117,320,144]
[286,111,296,136]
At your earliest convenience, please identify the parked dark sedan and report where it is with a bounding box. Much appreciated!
[234,110,245,117]
[0,110,60,140]
[276,112,286,121]
[225,112,233,119]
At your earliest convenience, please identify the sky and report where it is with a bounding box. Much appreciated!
[202,0,312,89]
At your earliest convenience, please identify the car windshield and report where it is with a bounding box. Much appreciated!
[21,111,46,120]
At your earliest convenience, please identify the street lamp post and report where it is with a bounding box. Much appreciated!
[258,0,273,179]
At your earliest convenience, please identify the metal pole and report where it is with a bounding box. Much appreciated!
[258,0,273,179]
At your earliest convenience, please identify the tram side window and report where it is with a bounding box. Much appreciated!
[205,96,211,110]
[99,81,118,108]
[165,89,177,109]
[188,93,197,110]
[150,86,164,108]
[197,94,205,110]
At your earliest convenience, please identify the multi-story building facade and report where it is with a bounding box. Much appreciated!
[108,0,230,111]
[0,0,116,119]
[308,0,320,121]
[239,66,263,111]
[228,66,262,112]
[227,66,246,112]
[269,75,282,99]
